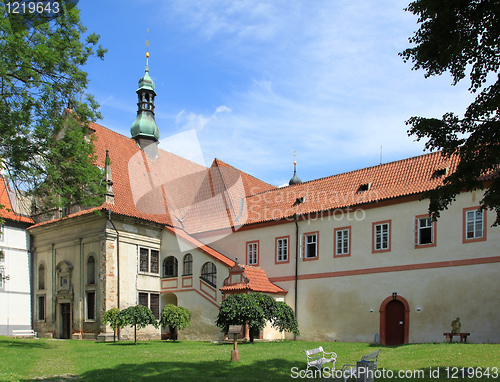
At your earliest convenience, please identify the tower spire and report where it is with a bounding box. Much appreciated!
[289,152,302,186]
[130,30,160,158]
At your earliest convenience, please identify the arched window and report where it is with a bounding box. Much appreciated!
[87,255,95,285]
[201,262,216,287]
[183,254,193,276]
[38,263,45,290]
[163,256,178,278]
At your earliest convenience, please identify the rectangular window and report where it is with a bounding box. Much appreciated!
[138,292,160,319]
[303,232,318,259]
[138,292,148,307]
[415,215,436,248]
[150,293,160,320]
[0,225,3,242]
[150,250,159,274]
[276,237,289,263]
[463,207,486,243]
[247,241,259,265]
[0,267,4,289]
[139,247,160,274]
[139,248,149,273]
[38,295,46,321]
[335,228,350,256]
[86,291,96,321]
[467,210,483,239]
[418,218,433,244]
[373,221,391,253]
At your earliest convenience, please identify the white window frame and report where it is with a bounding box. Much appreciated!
[303,233,318,259]
[139,247,160,274]
[374,223,389,251]
[417,217,434,245]
[336,229,350,255]
[0,224,4,242]
[0,267,4,289]
[466,209,483,239]
[276,237,288,262]
[247,242,259,265]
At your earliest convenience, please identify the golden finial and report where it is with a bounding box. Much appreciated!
[146,29,150,58]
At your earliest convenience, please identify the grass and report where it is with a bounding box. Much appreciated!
[0,337,499,381]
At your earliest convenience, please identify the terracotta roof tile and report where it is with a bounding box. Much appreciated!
[220,264,287,294]
[0,177,33,224]
[163,225,235,267]
[242,151,461,226]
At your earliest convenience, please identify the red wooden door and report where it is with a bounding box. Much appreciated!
[385,299,405,345]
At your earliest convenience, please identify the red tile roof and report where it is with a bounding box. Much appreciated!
[220,264,287,294]
[163,225,235,267]
[29,122,275,231]
[0,177,33,224]
[241,151,461,226]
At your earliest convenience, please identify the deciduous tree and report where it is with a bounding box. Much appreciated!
[159,304,192,341]
[0,1,107,215]
[215,293,299,342]
[118,305,158,345]
[101,308,121,342]
[400,0,500,225]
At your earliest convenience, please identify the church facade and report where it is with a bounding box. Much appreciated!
[27,62,500,344]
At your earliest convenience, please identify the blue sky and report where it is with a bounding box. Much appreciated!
[79,0,474,187]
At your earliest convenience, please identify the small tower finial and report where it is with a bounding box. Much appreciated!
[289,151,302,186]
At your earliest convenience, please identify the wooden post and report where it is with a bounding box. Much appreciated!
[228,325,242,362]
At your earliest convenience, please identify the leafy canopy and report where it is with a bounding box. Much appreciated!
[117,305,158,344]
[0,1,107,214]
[400,0,500,224]
[159,304,192,332]
[215,293,299,340]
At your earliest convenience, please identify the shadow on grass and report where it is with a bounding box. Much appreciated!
[20,359,300,382]
[0,337,55,349]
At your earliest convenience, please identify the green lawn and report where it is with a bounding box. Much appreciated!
[0,337,499,381]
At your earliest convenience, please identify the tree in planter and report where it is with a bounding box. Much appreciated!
[215,293,299,342]
[117,305,158,345]
[159,304,192,341]
[101,308,121,342]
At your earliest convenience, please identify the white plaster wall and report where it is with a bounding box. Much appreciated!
[0,223,31,335]
[207,191,500,343]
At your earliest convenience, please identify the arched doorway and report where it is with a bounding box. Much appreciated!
[379,295,410,345]
[160,293,178,340]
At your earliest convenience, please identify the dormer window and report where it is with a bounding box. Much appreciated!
[433,168,448,178]
[358,182,372,192]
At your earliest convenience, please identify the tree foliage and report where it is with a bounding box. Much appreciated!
[117,305,158,345]
[215,293,299,342]
[0,2,107,214]
[159,304,192,341]
[400,0,500,225]
[101,308,121,342]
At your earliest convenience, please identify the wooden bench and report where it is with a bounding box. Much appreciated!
[13,329,37,339]
[342,349,381,382]
[443,332,470,343]
[303,346,337,371]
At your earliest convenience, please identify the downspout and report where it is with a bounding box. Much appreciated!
[294,213,299,341]
[79,238,83,338]
[107,210,120,340]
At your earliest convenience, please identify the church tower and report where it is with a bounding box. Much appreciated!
[130,39,160,159]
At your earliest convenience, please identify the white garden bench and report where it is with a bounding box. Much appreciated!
[341,349,381,382]
[303,346,337,371]
[13,329,37,339]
